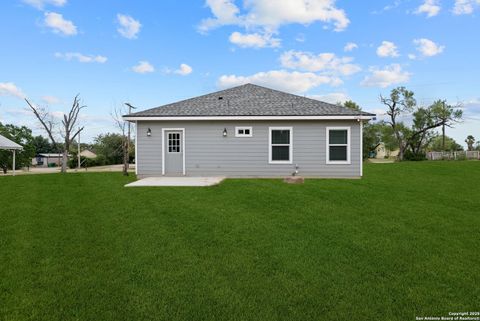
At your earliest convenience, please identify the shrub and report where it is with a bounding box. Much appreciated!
[404,150,426,161]
[68,156,104,169]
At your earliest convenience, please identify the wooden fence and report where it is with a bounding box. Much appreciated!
[427,151,480,160]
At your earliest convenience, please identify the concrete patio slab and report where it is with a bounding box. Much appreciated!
[125,176,225,187]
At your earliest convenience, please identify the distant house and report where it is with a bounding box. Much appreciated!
[374,143,399,159]
[32,153,69,167]
[123,84,375,178]
[79,150,97,159]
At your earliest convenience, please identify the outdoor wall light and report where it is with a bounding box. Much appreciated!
[223,128,227,137]
[147,128,152,137]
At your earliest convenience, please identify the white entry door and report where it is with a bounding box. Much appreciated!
[164,130,183,176]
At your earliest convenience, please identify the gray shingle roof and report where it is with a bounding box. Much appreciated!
[127,83,375,117]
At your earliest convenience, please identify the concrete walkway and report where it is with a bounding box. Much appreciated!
[125,176,225,187]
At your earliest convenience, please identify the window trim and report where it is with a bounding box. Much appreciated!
[235,126,253,137]
[326,126,351,165]
[268,127,293,164]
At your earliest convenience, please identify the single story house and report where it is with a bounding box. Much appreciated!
[123,84,375,178]
[374,143,399,159]
[32,153,69,167]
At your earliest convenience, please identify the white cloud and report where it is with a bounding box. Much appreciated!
[23,0,66,9]
[117,14,141,39]
[280,50,361,75]
[376,41,399,57]
[415,0,441,17]
[453,0,480,14]
[229,31,280,48]
[132,61,155,74]
[361,64,411,88]
[309,92,349,104]
[174,63,193,76]
[0,82,26,99]
[44,12,77,36]
[344,42,358,52]
[198,0,241,32]
[54,52,107,63]
[41,95,61,104]
[199,0,350,33]
[218,70,342,94]
[413,38,444,57]
[408,53,417,60]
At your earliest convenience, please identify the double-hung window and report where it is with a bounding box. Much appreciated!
[326,127,350,164]
[269,127,292,164]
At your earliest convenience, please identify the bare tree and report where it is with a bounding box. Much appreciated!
[111,105,129,176]
[25,95,85,173]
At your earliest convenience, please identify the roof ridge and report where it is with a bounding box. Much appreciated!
[126,83,375,118]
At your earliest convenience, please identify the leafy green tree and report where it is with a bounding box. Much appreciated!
[381,87,463,160]
[380,87,416,160]
[362,121,396,159]
[32,135,57,153]
[343,100,362,112]
[93,133,134,165]
[465,135,476,151]
[430,100,463,150]
[429,136,463,152]
[0,123,36,173]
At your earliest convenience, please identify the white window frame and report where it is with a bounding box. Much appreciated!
[269,127,293,164]
[326,126,351,165]
[235,126,253,137]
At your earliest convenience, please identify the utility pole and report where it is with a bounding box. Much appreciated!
[77,126,81,169]
[124,103,137,171]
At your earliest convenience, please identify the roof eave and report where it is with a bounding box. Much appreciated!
[122,115,376,121]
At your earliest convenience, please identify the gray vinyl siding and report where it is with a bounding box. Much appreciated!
[136,120,362,178]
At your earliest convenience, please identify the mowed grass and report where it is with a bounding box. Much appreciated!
[0,162,479,321]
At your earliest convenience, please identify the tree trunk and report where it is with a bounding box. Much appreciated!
[398,146,405,161]
[442,124,445,151]
[62,148,68,173]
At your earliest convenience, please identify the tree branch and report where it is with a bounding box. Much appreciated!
[25,98,58,147]
[70,126,84,143]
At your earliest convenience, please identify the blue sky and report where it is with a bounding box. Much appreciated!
[1,0,479,145]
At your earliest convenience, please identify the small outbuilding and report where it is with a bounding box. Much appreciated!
[32,153,68,167]
[123,83,375,178]
[0,134,23,175]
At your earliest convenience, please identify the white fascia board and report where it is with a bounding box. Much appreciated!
[123,115,375,121]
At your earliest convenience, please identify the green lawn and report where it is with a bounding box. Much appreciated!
[1,162,479,321]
